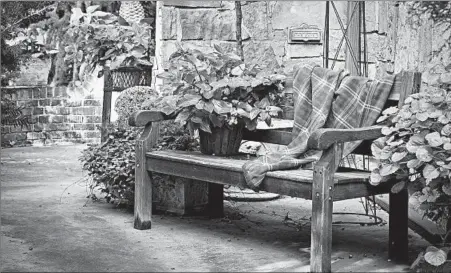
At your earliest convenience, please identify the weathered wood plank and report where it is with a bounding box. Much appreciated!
[310,143,343,272]
[243,129,292,145]
[134,122,160,230]
[129,110,166,127]
[307,126,383,150]
[145,150,392,201]
[396,71,422,108]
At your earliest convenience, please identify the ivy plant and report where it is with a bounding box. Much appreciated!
[154,44,287,133]
[370,87,451,267]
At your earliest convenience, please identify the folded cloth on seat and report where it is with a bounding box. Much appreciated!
[242,63,395,191]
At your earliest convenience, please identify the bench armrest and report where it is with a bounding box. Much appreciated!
[129,110,168,126]
[307,125,383,150]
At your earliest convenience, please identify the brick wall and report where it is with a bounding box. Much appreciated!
[1,86,102,146]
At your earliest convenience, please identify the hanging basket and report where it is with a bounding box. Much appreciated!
[104,66,152,92]
[199,123,244,156]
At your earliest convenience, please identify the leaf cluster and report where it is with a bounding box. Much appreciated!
[28,5,154,77]
[407,1,451,25]
[371,89,451,264]
[79,122,198,207]
[154,44,288,133]
[0,96,29,127]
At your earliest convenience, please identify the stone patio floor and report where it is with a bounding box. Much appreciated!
[1,144,430,272]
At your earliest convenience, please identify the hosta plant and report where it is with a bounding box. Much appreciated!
[154,44,287,133]
[370,87,451,267]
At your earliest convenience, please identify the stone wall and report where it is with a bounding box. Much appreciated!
[155,1,382,80]
[374,2,451,92]
[1,86,102,146]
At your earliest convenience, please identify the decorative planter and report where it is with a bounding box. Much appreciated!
[199,123,244,156]
[103,66,152,92]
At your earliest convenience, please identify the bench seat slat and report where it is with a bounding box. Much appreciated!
[146,150,393,201]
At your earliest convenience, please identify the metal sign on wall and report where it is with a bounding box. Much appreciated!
[288,24,322,44]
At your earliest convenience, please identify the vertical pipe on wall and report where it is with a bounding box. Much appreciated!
[323,1,330,68]
[345,1,361,76]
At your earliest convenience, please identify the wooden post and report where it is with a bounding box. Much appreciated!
[345,1,361,76]
[101,67,112,142]
[134,122,160,230]
[310,143,343,272]
[208,183,224,218]
[388,188,409,262]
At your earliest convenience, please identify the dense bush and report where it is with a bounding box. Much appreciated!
[80,86,198,207]
[114,85,158,128]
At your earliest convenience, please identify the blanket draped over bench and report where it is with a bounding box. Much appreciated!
[242,63,395,191]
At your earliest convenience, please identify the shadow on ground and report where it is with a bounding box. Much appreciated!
[1,145,429,272]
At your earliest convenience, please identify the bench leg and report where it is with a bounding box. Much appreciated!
[310,143,342,273]
[311,167,334,273]
[134,122,159,230]
[207,183,224,218]
[388,188,409,262]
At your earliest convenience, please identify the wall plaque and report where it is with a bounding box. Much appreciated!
[288,24,322,44]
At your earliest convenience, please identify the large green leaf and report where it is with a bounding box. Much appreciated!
[249,108,261,120]
[416,147,433,162]
[212,99,232,114]
[392,152,407,162]
[203,101,214,113]
[177,94,202,108]
[423,164,440,181]
[391,181,406,193]
[255,97,270,109]
[235,108,250,119]
[424,246,448,267]
[425,132,443,147]
[407,159,422,169]
[370,169,382,186]
[199,118,212,133]
[380,163,400,176]
[175,109,191,125]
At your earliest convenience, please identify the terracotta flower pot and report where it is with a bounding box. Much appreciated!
[199,123,244,156]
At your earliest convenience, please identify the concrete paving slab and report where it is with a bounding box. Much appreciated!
[1,145,429,272]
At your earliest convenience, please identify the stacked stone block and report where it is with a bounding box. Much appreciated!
[1,86,102,146]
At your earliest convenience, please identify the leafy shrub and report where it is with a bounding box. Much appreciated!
[80,85,198,207]
[114,85,158,128]
[370,87,451,267]
[79,122,198,207]
[155,44,287,133]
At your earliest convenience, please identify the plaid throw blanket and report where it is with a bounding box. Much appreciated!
[242,63,395,191]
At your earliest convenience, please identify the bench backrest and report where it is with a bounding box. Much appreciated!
[243,71,422,156]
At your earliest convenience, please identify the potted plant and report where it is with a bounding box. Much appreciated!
[154,44,287,156]
[370,87,451,270]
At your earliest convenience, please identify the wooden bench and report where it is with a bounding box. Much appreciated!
[130,71,422,272]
